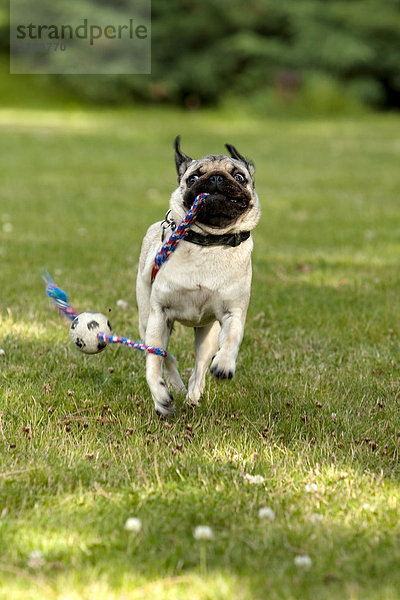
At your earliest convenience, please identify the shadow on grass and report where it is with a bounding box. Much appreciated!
[1,254,400,598]
[2,467,400,599]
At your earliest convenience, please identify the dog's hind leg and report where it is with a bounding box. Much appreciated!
[162,320,186,392]
[187,321,220,405]
[164,352,187,394]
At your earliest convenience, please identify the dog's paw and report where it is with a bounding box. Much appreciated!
[152,380,175,417]
[155,403,174,417]
[186,381,201,405]
[164,354,187,394]
[185,392,201,407]
[210,353,236,380]
[165,370,187,394]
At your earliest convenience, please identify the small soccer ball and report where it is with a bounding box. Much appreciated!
[69,312,112,355]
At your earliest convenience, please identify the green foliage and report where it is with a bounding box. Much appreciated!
[2,0,400,109]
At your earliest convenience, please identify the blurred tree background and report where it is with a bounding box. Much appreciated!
[1,0,400,112]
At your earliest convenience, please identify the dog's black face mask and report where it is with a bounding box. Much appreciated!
[183,170,252,228]
[174,136,255,228]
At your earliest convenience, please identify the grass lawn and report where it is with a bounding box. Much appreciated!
[0,99,400,599]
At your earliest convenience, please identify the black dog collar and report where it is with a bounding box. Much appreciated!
[184,229,250,247]
[160,210,250,247]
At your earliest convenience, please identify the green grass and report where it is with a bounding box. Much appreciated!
[1,101,400,600]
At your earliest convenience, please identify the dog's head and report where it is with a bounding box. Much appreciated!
[170,136,261,234]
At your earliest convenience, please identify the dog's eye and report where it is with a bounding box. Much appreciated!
[234,173,246,184]
[187,174,199,186]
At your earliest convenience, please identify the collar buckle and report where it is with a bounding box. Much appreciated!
[161,210,176,241]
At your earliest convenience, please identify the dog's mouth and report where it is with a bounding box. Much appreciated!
[183,177,251,228]
[198,193,249,227]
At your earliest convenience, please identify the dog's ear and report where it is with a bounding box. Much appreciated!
[174,135,193,181]
[225,143,255,177]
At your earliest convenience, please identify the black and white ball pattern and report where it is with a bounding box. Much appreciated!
[69,312,112,354]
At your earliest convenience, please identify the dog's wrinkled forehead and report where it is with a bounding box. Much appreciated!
[174,135,255,184]
[186,155,250,178]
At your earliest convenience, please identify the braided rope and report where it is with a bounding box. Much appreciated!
[97,333,167,357]
[42,273,79,321]
[42,274,167,357]
[151,192,209,282]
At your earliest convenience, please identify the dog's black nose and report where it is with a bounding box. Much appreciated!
[208,174,225,191]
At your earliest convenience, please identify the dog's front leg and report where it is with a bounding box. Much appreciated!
[188,321,220,405]
[145,307,174,416]
[210,308,246,380]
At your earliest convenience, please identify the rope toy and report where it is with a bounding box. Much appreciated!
[42,193,209,357]
[42,273,167,357]
[151,192,209,282]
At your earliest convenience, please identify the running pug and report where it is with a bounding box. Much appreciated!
[137,136,261,415]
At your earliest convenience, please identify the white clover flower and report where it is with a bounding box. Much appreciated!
[124,517,142,533]
[309,513,324,523]
[117,299,129,310]
[294,554,312,569]
[305,483,318,493]
[362,503,376,512]
[28,550,45,569]
[258,507,275,521]
[193,526,213,540]
[243,473,265,485]
[0,349,5,357]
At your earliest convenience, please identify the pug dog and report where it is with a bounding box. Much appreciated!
[136,136,261,415]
